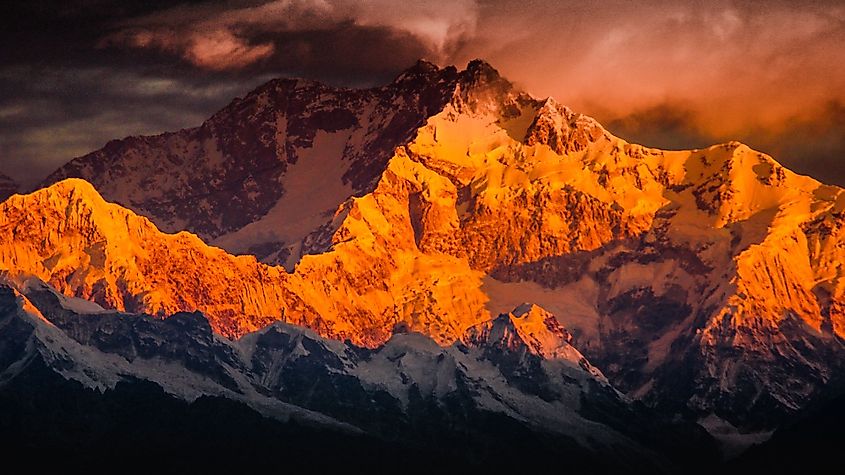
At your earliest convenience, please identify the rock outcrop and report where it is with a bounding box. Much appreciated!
[4,60,844,432]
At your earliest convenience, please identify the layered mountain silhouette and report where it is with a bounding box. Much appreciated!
[2,60,844,466]
[0,280,716,471]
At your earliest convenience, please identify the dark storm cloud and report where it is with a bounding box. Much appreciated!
[0,0,843,187]
[0,0,251,186]
[743,101,845,186]
[0,65,274,186]
[603,104,713,152]
[99,0,477,72]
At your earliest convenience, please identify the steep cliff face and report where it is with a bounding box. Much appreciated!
[43,61,465,268]
[0,179,292,337]
[0,177,490,344]
[4,60,845,431]
[369,66,845,429]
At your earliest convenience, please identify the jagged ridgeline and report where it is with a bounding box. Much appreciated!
[0,282,716,471]
[1,60,844,464]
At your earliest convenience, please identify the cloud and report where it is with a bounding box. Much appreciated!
[744,101,845,186]
[0,65,275,187]
[103,0,479,71]
[448,0,845,184]
[117,28,275,71]
[456,1,845,130]
[601,99,845,186]
[1,0,843,188]
[602,102,712,150]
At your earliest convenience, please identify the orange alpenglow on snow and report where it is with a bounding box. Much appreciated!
[0,61,843,369]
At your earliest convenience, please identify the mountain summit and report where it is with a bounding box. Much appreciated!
[5,60,845,437]
[44,61,498,267]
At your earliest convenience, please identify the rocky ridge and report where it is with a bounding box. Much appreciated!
[0,277,715,470]
[3,60,844,433]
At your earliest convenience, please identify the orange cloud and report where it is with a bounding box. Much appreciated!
[114,27,274,71]
[454,1,845,144]
[184,31,275,71]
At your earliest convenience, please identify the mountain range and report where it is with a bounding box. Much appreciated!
[1,277,716,470]
[2,60,844,470]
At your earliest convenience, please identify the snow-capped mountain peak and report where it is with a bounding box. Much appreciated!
[4,59,844,436]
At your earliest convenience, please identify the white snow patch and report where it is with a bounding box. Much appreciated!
[698,414,773,459]
[213,128,354,268]
[10,295,358,433]
[604,259,695,301]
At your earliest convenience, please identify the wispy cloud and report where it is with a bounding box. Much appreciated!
[0,66,274,187]
[103,0,479,70]
[1,0,843,187]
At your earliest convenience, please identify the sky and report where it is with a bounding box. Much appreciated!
[1,0,843,188]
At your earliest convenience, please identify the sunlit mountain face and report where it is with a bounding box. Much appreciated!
[1,1,844,472]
